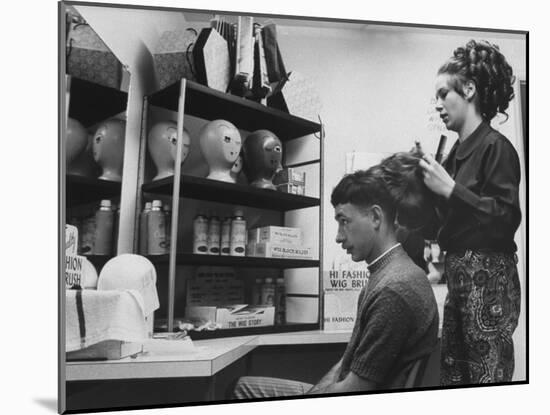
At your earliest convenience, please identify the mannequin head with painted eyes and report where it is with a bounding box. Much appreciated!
[198,119,242,183]
[148,120,191,180]
[242,129,283,190]
[92,118,126,181]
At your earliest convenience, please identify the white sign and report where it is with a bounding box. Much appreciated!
[65,254,84,289]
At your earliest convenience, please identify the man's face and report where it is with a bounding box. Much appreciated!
[334,203,377,263]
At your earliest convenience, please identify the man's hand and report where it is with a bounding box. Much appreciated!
[418,153,455,199]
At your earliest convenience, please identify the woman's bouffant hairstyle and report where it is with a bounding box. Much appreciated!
[438,39,516,122]
[331,151,436,231]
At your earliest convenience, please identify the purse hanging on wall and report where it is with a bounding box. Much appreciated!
[251,23,271,101]
[230,16,254,96]
[193,26,231,93]
[261,23,288,87]
[66,17,123,89]
[153,28,197,90]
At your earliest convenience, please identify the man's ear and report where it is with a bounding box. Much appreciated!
[462,80,477,102]
[369,205,384,230]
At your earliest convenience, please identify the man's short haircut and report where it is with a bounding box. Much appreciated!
[331,167,397,224]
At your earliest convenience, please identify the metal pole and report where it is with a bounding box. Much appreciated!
[167,79,187,332]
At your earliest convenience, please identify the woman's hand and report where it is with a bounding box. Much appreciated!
[418,154,455,199]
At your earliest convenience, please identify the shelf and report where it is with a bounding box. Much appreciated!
[68,77,128,127]
[148,79,321,140]
[147,253,319,269]
[183,323,321,341]
[66,174,121,207]
[142,175,320,210]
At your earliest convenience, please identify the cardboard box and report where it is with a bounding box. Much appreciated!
[66,340,143,361]
[185,305,275,329]
[276,183,305,196]
[186,267,244,306]
[248,226,302,245]
[248,242,313,259]
[273,168,306,186]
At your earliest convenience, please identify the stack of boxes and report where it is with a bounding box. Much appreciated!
[273,167,306,196]
[246,225,312,259]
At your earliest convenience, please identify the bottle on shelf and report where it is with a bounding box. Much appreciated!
[112,203,120,253]
[163,202,172,252]
[93,199,114,255]
[139,202,152,255]
[147,200,166,255]
[260,277,275,306]
[219,216,232,256]
[275,276,286,325]
[250,277,263,305]
[192,211,209,254]
[229,209,247,256]
[207,213,221,255]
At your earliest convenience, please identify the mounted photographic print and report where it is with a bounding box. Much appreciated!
[59,1,528,413]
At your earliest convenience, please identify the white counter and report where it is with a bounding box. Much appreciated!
[66,284,448,382]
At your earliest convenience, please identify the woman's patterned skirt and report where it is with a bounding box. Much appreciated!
[440,249,521,385]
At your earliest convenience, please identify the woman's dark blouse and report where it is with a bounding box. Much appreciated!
[436,121,521,253]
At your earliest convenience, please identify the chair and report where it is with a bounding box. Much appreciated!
[404,340,441,388]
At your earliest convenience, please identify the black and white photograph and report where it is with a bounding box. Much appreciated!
[57,0,531,413]
[7,0,546,414]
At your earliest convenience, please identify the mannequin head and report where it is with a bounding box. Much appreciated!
[66,117,88,165]
[243,129,283,189]
[93,118,126,181]
[198,119,242,182]
[230,153,243,181]
[148,120,191,180]
[67,132,100,177]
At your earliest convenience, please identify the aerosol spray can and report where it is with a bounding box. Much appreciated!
[193,212,209,254]
[163,203,172,253]
[260,277,275,306]
[220,216,232,256]
[275,277,286,325]
[229,210,246,256]
[147,200,166,255]
[207,214,221,255]
[93,199,114,255]
[139,202,152,255]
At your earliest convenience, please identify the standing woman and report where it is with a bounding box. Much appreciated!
[419,40,522,385]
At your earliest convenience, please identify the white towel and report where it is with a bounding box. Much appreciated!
[65,289,148,352]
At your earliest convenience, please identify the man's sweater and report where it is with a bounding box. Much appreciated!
[338,245,439,388]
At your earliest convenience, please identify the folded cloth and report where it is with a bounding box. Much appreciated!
[65,289,147,352]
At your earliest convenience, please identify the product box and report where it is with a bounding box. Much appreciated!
[65,224,78,256]
[276,183,305,196]
[186,267,244,306]
[66,340,143,361]
[273,168,306,186]
[248,242,313,259]
[185,304,275,329]
[248,226,302,245]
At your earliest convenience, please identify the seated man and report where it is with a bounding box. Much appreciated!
[233,158,439,398]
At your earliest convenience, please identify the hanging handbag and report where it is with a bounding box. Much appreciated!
[153,28,197,90]
[66,18,123,89]
[230,16,254,96]
[193,27,232,93]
